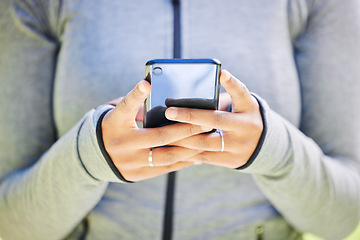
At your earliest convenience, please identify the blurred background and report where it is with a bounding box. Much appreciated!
[304,223,360,240]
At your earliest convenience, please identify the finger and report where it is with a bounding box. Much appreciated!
[171,131,228,152]
[135,103,145,122]
[220,69,253,112]
[108,97,145,122]
[122,123,212,149]
[113,80,150,121]
[219,92,232,111]
[188,151,243,168]
[107,96,124,106]
[141,123,212,148]
[165,107,238,131]
[150,147,201,167]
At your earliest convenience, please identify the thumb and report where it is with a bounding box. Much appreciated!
[220,70,253,112]
[112,80,150,123]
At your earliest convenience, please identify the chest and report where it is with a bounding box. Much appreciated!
[54,0,302,136]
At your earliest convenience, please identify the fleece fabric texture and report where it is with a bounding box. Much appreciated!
[0,0,359,239]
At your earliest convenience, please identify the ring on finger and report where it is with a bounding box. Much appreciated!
[217,130,224,152]
[148,149,154,167]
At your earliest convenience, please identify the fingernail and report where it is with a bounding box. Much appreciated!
[221,70,231,82]
[194,161,202,165]
[138,81,146,93]
[166,108,177,119]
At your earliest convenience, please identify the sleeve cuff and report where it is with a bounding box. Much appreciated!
[95,109,133,183]
[77,105,129,183]
[237,95,294,177]
[236,94,267,170]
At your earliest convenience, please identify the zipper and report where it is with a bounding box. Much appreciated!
[162,172,176,240]
[256,225,264,240]
[172,0,181,58]
[162,1,181,240]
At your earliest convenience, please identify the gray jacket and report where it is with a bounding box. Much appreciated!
[0,0,359,239]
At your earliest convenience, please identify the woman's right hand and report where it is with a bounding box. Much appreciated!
[101,80,210,182]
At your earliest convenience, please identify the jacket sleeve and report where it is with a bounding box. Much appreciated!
[240,0,360,239]
[0,1,121,239]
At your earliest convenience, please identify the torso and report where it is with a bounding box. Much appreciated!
[55,1,304,239]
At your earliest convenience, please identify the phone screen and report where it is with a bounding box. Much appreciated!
[143,59,221,128]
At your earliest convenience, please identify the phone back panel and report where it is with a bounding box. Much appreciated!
[144,59,221,128]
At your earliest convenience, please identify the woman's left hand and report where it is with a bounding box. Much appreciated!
[165,69,263,168]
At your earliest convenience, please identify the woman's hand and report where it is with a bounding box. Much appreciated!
[101,80,211,182]
[165,70,263,169]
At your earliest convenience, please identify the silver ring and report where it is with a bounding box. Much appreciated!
[148,150,154,167]
[217,130,224,152]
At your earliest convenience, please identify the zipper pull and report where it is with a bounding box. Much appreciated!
[256,225,264,240]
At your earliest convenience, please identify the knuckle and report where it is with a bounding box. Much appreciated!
[214,112,226,126]
[237,82,248,96]
[132,86,143,99]
[164,150,176,165]
[228,74,237,83]
[186,124,197,136]
[165,164,176,173]
[198,153,209,163]
[165,161,183,173]
[197,138,210,151]
[154,130,169,145]
[119,97,129,112]
[184,111,194,122]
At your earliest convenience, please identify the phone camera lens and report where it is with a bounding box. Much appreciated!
[153,67,162,76]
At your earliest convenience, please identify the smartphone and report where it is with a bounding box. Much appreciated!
[143,59,221,128]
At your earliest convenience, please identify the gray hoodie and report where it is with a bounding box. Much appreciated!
[0,0,359,239]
